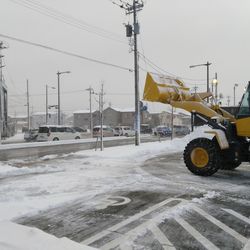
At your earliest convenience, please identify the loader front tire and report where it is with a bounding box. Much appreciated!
[184,138,220,176]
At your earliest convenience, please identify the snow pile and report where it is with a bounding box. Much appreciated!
[2,133,24,142]
[0,221,96,250]
[192,191,221,204]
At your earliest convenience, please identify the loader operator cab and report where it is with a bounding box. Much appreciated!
[236,82,250,119]
[235,82,250,137]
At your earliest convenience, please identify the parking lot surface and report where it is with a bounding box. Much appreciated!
[14,152,250,249]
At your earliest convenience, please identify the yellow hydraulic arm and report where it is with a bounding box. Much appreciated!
[143,73,235,122]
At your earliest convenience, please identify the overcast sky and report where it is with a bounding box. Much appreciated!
[1,0,250,116]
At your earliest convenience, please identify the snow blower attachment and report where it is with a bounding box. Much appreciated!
[143,72,250,176]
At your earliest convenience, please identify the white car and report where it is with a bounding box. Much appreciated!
[37,125,81,141]
[114,126,135,137]
[93,125,114,137]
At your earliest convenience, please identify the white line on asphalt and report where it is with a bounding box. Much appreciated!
[101,220,149,250]
[192,206,247,244]
[101,201,188,250]
[222,208,250,225]
[108,196,131,207]
[81,198,185,245]
[148,223,176,250]
[175,217,219,250]
[243,239,250,250]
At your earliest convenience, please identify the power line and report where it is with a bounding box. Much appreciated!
[0,33,133,72]
[9,90,134,97]
[138,52,207,82]
[9,0,127,44]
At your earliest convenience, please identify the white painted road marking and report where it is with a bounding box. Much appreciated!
[175,217,219,250]
[101,210,179,250]
[192,205,248,244]
[81,198,250,249]
[148,223,176,250]
[108,196,131,207]
[81,198,185,245]
[222,208,250,225]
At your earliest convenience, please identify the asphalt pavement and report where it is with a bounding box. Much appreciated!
[16,152,250,249]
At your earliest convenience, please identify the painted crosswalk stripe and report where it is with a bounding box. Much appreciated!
[101,202,187,249]
[222,208,250,225]
[192,206,247,244]
[175,217,219,250]
[81,198,185,245]
[148,223,176,250]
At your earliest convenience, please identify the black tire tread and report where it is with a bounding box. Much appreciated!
[183,138,220,176]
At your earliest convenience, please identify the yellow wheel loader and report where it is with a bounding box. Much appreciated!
[143,73,250,176]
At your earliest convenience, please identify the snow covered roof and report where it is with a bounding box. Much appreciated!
[108,107,135,113]
[9,114,27,119]
[73,110,93,114]
[32,111,57,116]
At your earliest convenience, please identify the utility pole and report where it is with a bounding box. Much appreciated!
[190,61,211,102]
[26,79,30,130]
[0,42,7,140]
[99,84,104,151]
[0,42,7,82]
[171,106,174,140]
[46,84,48,125]
[206,62,210,102]
[86,86,94,137]
[46,85,55,125]
[214,73,218,104]
[227,96,231,107]
[193,85,198,94]
[114,0,143,146]
[57,71,70,125]
[234,83,239,106]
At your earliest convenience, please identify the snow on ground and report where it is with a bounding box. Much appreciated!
[0,126,210,221]
[2,133,25,142]
[0,221,97,250]
[0,126,211,250]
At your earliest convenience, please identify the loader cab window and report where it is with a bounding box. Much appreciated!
[237,90,250,118]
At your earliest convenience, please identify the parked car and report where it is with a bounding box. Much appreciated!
[72,127,91,138]
[174,125,190,136]
[37,125,82,141]
[153,125,172,137]
[140,124,152,134]
[24,129,39,142]
[93,125,114,137]
[114,126,135,137]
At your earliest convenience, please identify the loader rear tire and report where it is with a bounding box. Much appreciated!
[223,161,241,170]
[184,138,220,176]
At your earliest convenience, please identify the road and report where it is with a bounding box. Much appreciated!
[15,152,250,249]
[0,134,169,161]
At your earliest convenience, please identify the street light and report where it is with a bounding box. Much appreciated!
[57,71,71,125]
[46,84,56,124]
[212,77,218,105]
[234,83,239,106]
[189,61,212,102]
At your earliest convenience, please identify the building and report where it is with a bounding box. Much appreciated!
[73,110,100,129]
[104,107,136,127]
[8,115,27,133]
[30,112,59,129]
[73,106,190,130]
